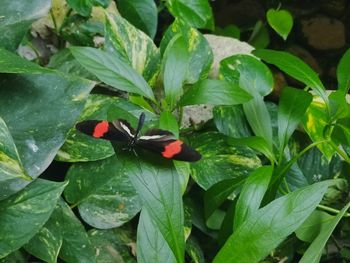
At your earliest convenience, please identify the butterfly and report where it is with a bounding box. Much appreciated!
[75,112,201,162]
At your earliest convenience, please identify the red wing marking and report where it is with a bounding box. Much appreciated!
[93,121,109,138]
[162,140,183,158]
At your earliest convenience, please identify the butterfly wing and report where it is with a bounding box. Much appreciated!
[137,129,201,162]
[75,119,134,142]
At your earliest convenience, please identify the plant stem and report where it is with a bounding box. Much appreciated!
[317,204,350,217]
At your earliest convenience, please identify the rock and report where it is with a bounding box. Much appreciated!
[321,0,346,18]
[267,71,287,102]
[301,16,346,50]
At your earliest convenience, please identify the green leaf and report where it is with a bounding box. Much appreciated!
[160,19,213,84]
[116,0,158,39]
[117,151,184,263]
[204,176,246,218]
[228,136,276,163]
[266,9,293,40]
[166,0,214,30]
[64,155,141,229]
[233,166,273,229]
[105,13,160,86]
[56,94,117,162]
[213,180,332,263]
[213,106,252,138]
[215,25,240,39]
[0,52,94,191]
[248,21,270,49]
[0,0,51,51]
[0,117,32,200]
[186,237,205,263]
[159,111,179,139]
[0,250,28,263]
[137,208,176,263]
[162,35,189,108]
[0,179,67,258]
[89,228,136,263]
[329,90,350,120]
[253,49,327,103]
[70,47,155,100]
[278,87,313,151]
[190,132,261,190]
[180,79,252,106]
[220,54,274,97]
[66,0,92,17]
[337,48,350,93]
[299,201,350,263]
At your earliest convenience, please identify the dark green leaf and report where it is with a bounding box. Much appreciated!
[329,90,350,120]
[253,49,327,102]
[266,9,293,40]
[64,155,141,228]
[180,79,252,106]
[105,13,160,86]
[213,181,332,263]
[220,54,274,97]
[66,0,92,17]
[204,176,246,218]
[116,0,158,38]
[166,0,214,30]
[159,111,179,138]
[278,87,312,151]
[0,0,51,51]
[117,151,184,263]
[190,132,261,190]
[185,237,205,263]
[234,166,273,229]
[0,250,28,263]
[337,48,350,93]
[248,21,270,49]
[213,106,252,138]
[0,179,67,258]
[162,35,189,108]
[299,201,350,263]
[137,208,176,263]
[89,227,136,263]
[215,25,240,39]
[70,47,155,100]
[160,19,213,84]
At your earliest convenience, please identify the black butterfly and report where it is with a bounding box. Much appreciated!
[75,112,201,162]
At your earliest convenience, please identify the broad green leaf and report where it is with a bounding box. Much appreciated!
[57,94,116,162]
[24,226,62,263]
[215,25,240,39]
[0,54,94,194]
[180,79,252,106]
[70,47,155,100]
[299,201,350,263]
[0,0,51,51]
[89,227,136,263]
[0,179,67,258]
[166,0,214,30]
[174,161,190,194]
[295,210,333,243]
[0,117,32,200]
[220,54,274,97]
[64,155,141,229]
[213,180,332,263]
[116,0,158,38]
[0,250,28,263]
[329,90,350,120]
[266,9,293,40]
[213,106,252,138]
[117,150,184,263]
[204,176,246,218]
[278,87,312,151]
[190,132,261,190]
[162,35,189,108]
[228,136,276,162]
[159,111,179,139]
[243,96,274,150]
[337,48,350,93]
[248,20,270,49]
[302,98,336,159]
[137,208,176,263]
[253,49,327,103]
[234,166,273,229]
[66,0,92,16]
[160,19,213,84]
[105,13,160,85]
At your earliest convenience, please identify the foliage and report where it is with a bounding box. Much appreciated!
[0,0,350,263]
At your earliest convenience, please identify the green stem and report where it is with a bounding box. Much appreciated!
[328,140,350,164]
[50,9,58,34]
[317,204,350,217]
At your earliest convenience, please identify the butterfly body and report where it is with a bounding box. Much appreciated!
[75,113,201,162]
